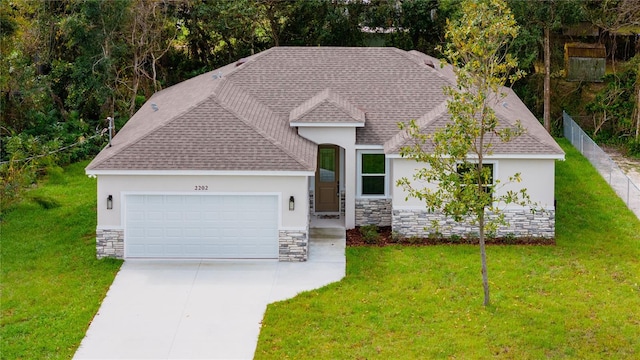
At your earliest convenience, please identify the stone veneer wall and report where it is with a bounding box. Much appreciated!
[96,228,124,259]
[356,198,392,227]
[392,209,555,238]
[308,190,346,216]
[279,229,308,261]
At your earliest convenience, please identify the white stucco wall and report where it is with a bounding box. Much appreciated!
[95,174,309,229]
[391,157,557,210]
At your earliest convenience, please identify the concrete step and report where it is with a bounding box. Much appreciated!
[310,227,345,240]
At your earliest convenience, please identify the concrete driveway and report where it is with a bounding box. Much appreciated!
[73,232,345,360]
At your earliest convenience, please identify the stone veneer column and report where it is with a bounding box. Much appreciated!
[309,190,315,216]
[279,229,308,261]
[392,209,556,239]
[96,228,124,259]
[355,198,392,226]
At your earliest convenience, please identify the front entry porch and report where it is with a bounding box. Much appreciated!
[310,214,345,229]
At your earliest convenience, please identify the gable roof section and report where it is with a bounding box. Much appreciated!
[384,101,449,154]
[385,53,564,157]
[289,88,366,126]
[89,100,311,171]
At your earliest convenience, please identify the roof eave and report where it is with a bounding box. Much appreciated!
[386,153,565,160]
[290,122,365,128]
[85,169,316,176]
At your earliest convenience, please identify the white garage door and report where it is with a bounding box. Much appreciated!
[125,195,278,259]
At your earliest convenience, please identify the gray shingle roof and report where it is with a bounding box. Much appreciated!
[290,89,366,125]
[87,47,563,172]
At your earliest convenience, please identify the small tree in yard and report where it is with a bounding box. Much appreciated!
[397,0,534,306]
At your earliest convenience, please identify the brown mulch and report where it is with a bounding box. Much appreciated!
[346,226,555,247]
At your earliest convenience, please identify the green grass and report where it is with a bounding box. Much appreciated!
[255,139,640,359]
[1,161,122,360]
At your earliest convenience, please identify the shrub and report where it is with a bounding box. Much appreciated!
[503,232,517,244]
[407,235,422,244]
[466,232,479,241]
[628,140,640,158]
[359,224,380,244]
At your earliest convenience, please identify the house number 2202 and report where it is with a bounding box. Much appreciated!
[194,185,208,190]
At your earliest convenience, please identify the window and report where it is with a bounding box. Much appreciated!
[456,163,494,196]
[359,152,386,196]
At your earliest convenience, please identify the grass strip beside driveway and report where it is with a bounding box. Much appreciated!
[255,139,640,359]
[1,161,122,360]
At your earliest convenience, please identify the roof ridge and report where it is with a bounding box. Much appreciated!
[289,88,365,123]
[213,79,315,170]
[384,100,449,153]
[394,49,457,87]
[219,47,275,79]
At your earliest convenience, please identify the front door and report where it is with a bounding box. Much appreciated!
[315,145,339,212]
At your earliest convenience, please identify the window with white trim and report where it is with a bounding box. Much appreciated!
[358,151,387,197]
[456,162,495,198]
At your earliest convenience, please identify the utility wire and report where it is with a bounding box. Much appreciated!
[0,128,107,165]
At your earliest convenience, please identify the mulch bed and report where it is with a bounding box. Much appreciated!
[346,226,555,246]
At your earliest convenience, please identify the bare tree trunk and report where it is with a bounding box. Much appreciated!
[265,3,280,47]
[611,33,617,73]
[636,58,640,140]
[130,55,140,117]
[151,53,160,92]
[594,110,607,137]
[476,131,489,306]
[479,210,489,306]
[544,26,551,133]
[636,88,640,141]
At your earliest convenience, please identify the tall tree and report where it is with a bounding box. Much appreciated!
[398,0,531,306]
[279,0,365,46]
[258,0,295,47]
[126,0,183,115]
[181,0,271,69]
[586,0,640,140]
[509,0,583,133]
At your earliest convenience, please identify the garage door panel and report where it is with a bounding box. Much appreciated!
[184,228,202,238]
[165,228,182,238]
[146,196,165,206]
[128,211,145,222]
[125,195,278,259]
[166,211,183,219]
[184,245,202,256]
[203,228,220,237]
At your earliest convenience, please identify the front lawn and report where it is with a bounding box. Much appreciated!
[0,161,122,359]
[255,139,640,359]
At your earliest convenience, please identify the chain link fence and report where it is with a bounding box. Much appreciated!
[563,111,640,219]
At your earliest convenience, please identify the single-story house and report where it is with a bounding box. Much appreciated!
[86,47,564,261]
